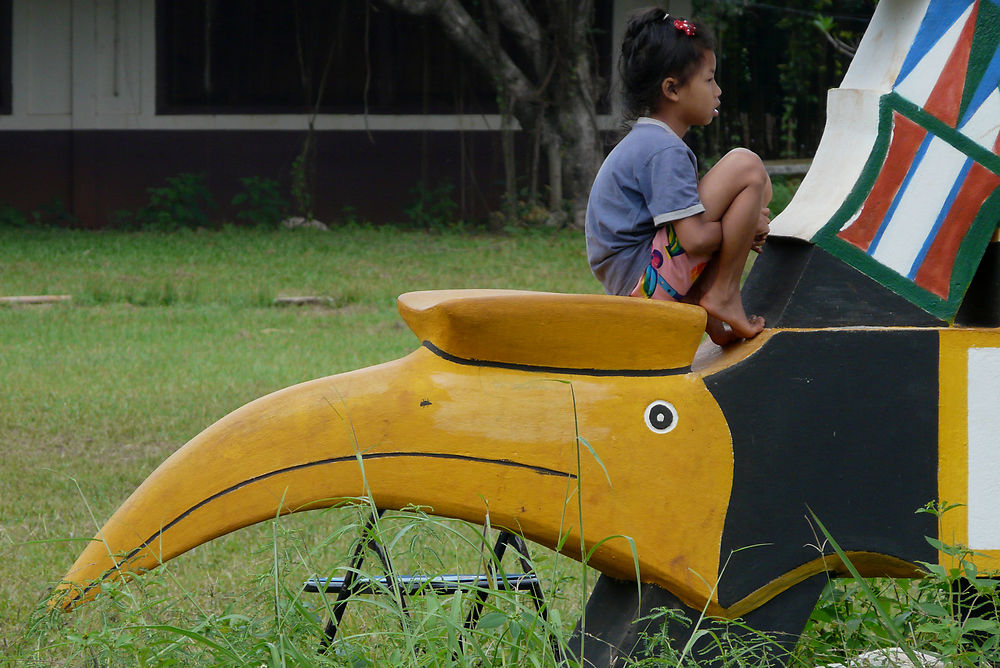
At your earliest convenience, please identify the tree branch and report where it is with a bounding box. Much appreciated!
[813,17,857,58]
[377,0,538,106]
[492,0,544,76]
[819,29,857,58]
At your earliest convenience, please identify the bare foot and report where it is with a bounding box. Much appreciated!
[705,316,740,346]
[699,291,765,340]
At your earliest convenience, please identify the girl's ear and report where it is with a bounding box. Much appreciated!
[660,77,680,102]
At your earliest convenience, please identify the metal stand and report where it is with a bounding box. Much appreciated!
[303,510,558,660]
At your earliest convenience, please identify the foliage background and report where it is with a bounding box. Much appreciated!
[688,0,876,161]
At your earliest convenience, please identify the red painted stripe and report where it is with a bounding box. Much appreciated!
[914,163,1000,300]
[838,113,927,251]
[923,2,977,127]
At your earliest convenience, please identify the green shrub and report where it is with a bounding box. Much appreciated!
[404,181,460,230]
[1,199,79,229]
[136,173,217,230]
[488,188,560,231]
[769,176,800,218]
[0,203,29,228]
[232,176,290,228]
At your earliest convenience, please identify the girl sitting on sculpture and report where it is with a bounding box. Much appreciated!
[586,8,772,345]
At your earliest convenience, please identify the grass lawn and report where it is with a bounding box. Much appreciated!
[3,226,994,666]
[0,226,604,664]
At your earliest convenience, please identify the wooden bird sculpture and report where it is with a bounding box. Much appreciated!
[55,0,1000,665]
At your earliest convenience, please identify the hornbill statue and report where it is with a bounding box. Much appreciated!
[55,0,1000,664]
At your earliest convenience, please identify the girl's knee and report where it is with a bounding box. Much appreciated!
[723,148,771,196]
[722,148,768,187]
[699,149,771,221]
[724,147,763,165]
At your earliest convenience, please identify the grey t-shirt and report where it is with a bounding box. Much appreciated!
[585,117,705,296]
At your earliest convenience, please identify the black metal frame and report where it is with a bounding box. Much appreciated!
[303,509,558,660]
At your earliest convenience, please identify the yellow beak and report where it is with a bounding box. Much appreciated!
[55,291,735,614]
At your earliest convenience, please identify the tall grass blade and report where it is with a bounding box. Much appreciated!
[808,509,925,667]
[132,624,247,663]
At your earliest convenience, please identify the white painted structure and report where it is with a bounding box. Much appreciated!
[967,347,1000,550]
[772,0,931,240]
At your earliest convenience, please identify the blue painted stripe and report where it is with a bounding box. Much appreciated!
[908,157,974,278]
[895,0,976,88]
[868,132,934,256]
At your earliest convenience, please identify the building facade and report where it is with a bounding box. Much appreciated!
[0,0,689,227]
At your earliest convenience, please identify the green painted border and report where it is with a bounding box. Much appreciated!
[812,92,1000,322]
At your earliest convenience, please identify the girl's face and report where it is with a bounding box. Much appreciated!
[672,50,721,128]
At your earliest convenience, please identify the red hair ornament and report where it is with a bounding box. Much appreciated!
[673,18,696,36]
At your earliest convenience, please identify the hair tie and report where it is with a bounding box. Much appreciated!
[673,18,696,36]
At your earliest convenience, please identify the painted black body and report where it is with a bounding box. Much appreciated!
[743,238,1000,328]
[956,242,1000,327]
[573,574,827,667]
[741,237,946,328]
[708,329,938,606]
[574,330,939,666]
[571,238,1000,665]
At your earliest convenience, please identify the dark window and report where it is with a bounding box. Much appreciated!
[157,1,614,116]
[1,0,11,114]
[156,1,500,114]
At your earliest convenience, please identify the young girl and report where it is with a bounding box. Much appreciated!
[586,8,771,345]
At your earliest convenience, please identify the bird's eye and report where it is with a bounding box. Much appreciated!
[644,400,678,434]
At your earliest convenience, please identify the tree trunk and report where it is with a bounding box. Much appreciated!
[550,0,600,227]
[546,129,562,211]
[559,94,600,228]
[377,0,603,227]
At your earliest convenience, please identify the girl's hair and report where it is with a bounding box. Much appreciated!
[619,8,717,120]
